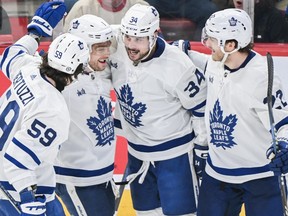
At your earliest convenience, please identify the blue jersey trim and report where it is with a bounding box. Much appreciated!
[0,180,55,195]
[190,100,206,117]
[225,51,256,73]
[141,37,165,63]
[4,153,28,170]
[2,48,24,79]
[128,132,195,153]
[0,181,16,191]
[12,137,41,165]
[54,163,114,177]
[36,186,55,195]
[207,156,270,176]
[275,116,288,131]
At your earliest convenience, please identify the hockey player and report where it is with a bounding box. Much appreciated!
[110,4,208,215]
[0,1,90,216]
[184,8,288,216]
[53,15,117,216]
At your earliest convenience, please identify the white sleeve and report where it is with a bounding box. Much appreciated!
[175,66,208,147]
[254,73,288,139]
[1,35,38,80]
[187,50,209,73]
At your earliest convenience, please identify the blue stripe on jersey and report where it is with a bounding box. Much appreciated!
[190,100,206,117]
[12,137,41,165]
[275,116,288,131]
[54,163,114,177]
[207,156,270,176]
[128,132,195,153]
[0,181,16,191]
[4,153,28,169]
[0,46,10,67]
[191,111,204,117]
[0,181,55,195]
[6,89,11,100]
[36,186,55,195]
[1,47,24,79]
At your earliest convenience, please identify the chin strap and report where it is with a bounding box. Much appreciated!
[220,46,239,64]
[133,36,158,66]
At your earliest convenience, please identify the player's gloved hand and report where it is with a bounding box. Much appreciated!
[266,137,288,175]
[193,144,208,180]
[20,188,46,216]
[27,1,66,37]
[169,39,191,55]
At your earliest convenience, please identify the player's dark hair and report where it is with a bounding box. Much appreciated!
[40,53,83,92]
[226,39,254,53]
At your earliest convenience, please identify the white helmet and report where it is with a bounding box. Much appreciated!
[48,33,89,74]
[68,14,113,49]
[203,8,252,50]
[121,4,160,37]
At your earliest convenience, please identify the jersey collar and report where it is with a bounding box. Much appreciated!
[141,37,165,63]
[224,51,256,73]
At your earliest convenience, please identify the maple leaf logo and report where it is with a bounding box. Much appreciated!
[87,97,114,146]
[115,84,147,127]
[209,100,237,150]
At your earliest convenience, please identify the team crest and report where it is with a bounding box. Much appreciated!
[115,84,147,127]
[210,100,237,149]
[229,17,237,26]
[78,41,85,50]
[72,20,80,29]
[87,97,114,146]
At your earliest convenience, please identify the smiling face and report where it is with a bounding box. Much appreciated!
[205,37,225,62]
[123,34,150,62]
[88,41,112,71]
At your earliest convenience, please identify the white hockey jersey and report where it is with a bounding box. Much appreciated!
[203,50,288,183]
[111,37,207,161]
[54,68,116,186]
[0,35,70,202]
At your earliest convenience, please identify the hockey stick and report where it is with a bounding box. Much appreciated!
[266,52,288,216]
[0,182,21,213]
[188,150,200,208]
[115,164,130,214]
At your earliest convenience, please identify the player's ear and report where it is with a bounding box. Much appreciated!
[154,30,159,37]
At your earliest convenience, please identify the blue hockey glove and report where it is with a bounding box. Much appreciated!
[169,39,191,55]
[266,137,288,175]
[27,1,66,37]
[20,188,46,216]
[193,144,208,180]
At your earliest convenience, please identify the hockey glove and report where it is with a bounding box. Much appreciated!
[169,39,191,55]
[193,144,208,180]
[27,1,66,37]
[20,188,46,216]
[266,137,288,175]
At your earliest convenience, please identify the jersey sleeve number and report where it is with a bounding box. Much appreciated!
[27,119,57,147]
[0,100,20,151]
[184,69,205,98]
[263,89,288,109]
